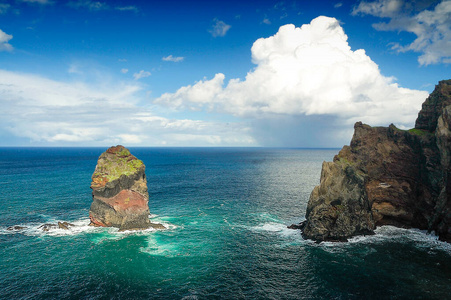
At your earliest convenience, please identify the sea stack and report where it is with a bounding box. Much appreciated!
[300,79,451,243]
[89,145,153,231]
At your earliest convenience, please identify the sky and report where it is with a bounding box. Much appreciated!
[0,0,450,147]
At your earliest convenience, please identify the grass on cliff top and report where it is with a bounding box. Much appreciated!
[93,155,143,182]
[391,124,431,137]
[408,128,429,136]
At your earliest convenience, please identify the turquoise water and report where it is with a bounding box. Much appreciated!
[0,147,450,299]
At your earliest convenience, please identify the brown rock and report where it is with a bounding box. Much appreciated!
[303,80,451,242]
[38,224,57,232]
[58,222,69,230]
[89,145,153,231]
[150,223,167,230]
[6,226,27,231]
[415,80,451,131]
[287,222,306,230]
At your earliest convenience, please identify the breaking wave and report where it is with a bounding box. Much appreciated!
[0,215,171,238]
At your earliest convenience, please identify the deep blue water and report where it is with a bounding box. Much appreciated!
[0,147,450,299]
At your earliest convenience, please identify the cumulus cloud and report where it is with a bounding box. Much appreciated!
[0,69,254,146]
[133,70,151,80]
[162,55,184,62]
[0,29,13,52]
[155,16,429,146]
[209,18,231,37]
[121,68,128,74]
[352,0,451,65]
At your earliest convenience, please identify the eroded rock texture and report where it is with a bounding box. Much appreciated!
[89,145,154,231]
[302,79,451,242]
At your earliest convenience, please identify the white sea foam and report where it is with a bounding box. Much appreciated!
[243,215,451,253]
[181,295,199,300]
[140,235,181,257]
[1,215,173,238]
[253,212,282,223]
[247,222,303,239]
[316,225,451,254]
[0,218,98,237]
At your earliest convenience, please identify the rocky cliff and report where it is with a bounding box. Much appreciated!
[89,145,162,231]
[301,79,451,242]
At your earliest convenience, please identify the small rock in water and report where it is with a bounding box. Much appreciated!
[6,226,27,231]
[38,224,57,232]
[150,223,166,230]
[287,221,306,230]
[58,222,69,230]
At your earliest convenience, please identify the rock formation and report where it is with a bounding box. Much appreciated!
[300,79,451,243]
[89,145,162,231]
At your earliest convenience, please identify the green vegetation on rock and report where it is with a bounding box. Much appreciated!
[95,153,143,182]
[390,125,431,137]
[408,128,429,136]
[117,148,131,157]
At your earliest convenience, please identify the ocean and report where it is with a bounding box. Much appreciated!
[0,147,450,299]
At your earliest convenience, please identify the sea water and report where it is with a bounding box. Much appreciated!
[0,147,450,299]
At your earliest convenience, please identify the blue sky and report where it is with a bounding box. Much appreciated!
[0,0,449,147]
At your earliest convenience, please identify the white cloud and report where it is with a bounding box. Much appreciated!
[121,68,129,74]
[353,0,451,65]
[155,16,429,146]
[162,55,184,62]
[0,4,11,14]
[273,1,286,11]
[334,2,343,8]
[209,18,231,37]
[68,0,109,11]
[157,74,225,111]
[115,6,139,13]
[68,2,138,12]
[0,69,254,146]
[352,0,403,17]
[262,18,271,25]
[21,0,53,4]
[68,64,83,74]
[133,70,151,80]
[117,134,142,144]
[0,29,13,52]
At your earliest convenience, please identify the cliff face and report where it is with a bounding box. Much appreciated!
[89,145,153,231]
[302,79,451,242]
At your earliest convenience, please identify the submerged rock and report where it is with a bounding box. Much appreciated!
[302,80,451,243]
[89,145,161,231]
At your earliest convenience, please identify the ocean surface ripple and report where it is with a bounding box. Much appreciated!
[0,147,450,299]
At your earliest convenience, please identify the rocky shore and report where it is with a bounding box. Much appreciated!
[297,79,451,243]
